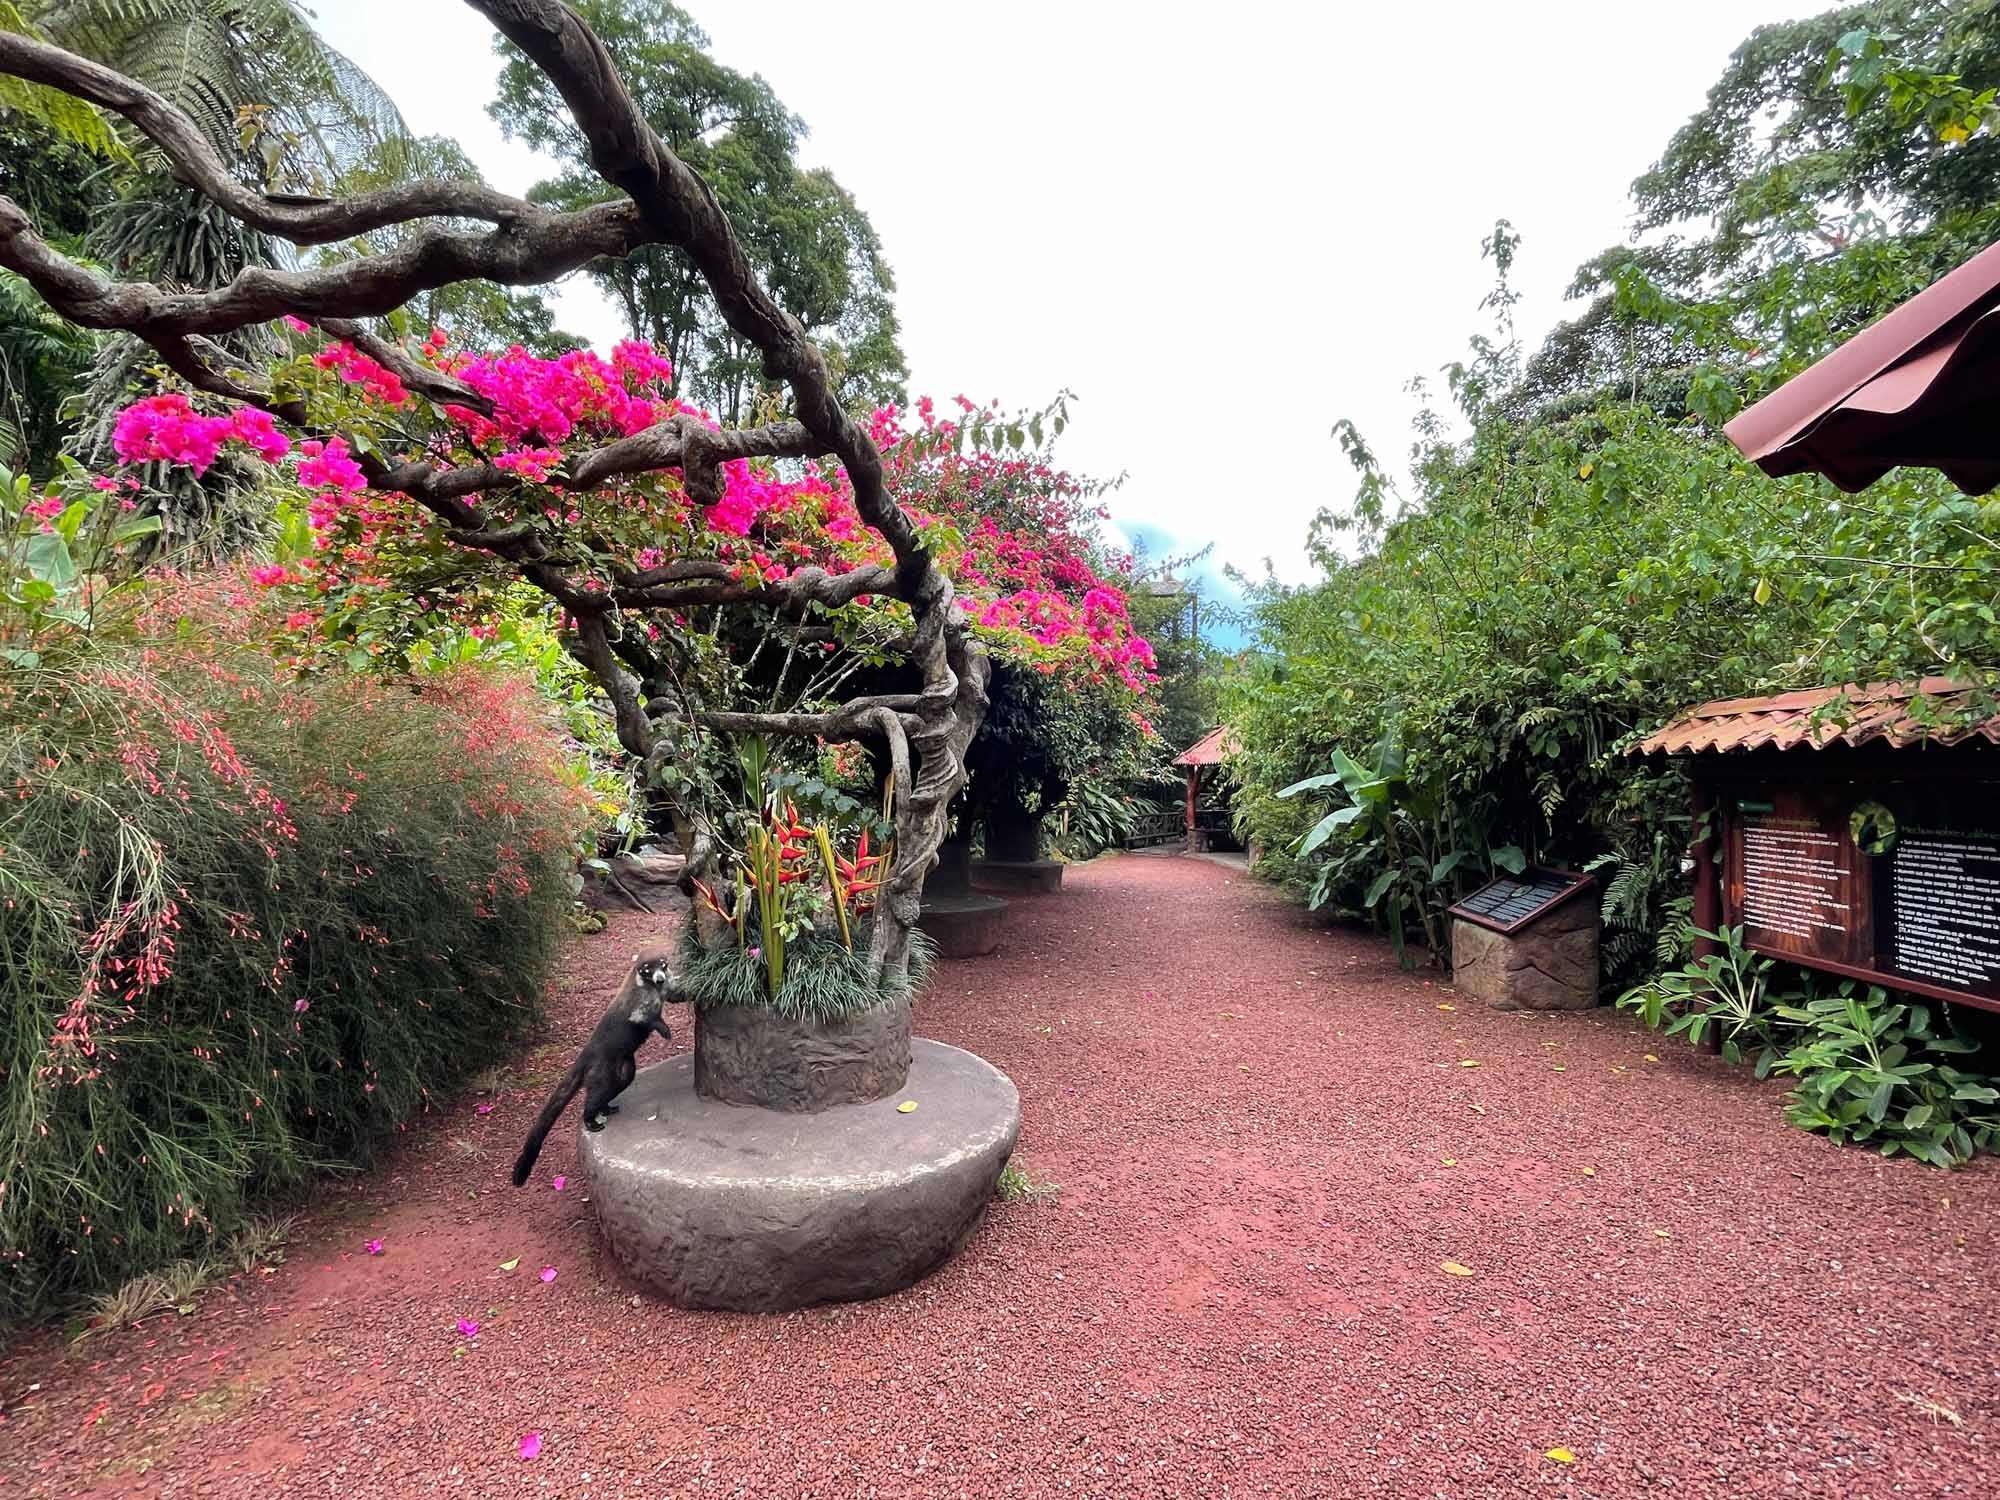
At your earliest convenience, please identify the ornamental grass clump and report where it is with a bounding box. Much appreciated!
[0,601,590,1320]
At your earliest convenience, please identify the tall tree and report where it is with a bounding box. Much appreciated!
[1514,0,2000,420]
[0,0,1100,985]
[490,0,907,421]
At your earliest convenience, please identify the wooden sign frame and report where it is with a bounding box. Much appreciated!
[1695,748,2000,1014]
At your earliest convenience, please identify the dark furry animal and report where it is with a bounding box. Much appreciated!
[511,948,677,1186]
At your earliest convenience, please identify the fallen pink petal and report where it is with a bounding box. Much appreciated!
[364,1239,383,1256]
[455,1318,479,1338]
[518,1432,542,1462]
[550,1175,567,1192]
[475,1102,494,1115]
[539,1266,557,1283]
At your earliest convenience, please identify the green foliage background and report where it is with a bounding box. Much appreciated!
[1226,3,2000,990]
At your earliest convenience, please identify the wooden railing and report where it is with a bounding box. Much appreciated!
[1122,806,1233,849]
[1124,810,1183,848]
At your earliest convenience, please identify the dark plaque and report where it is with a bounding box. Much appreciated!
[1449,869,1594,935]
[1880,827,2000,997]
[1711,767,2000,1013]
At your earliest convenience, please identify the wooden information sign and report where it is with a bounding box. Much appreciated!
[1716,768,2000,1013]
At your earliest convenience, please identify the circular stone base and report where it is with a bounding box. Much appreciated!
[579,1040,1020,1312]
[970,858,1064,895]
[917,893,1008,959]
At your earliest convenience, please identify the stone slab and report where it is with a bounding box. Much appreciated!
[1451,900,1600,1011]
[579,1039,1021,1311]
[693,997,911,1112]
[970,858,1064,895]
[918,892,1008,959]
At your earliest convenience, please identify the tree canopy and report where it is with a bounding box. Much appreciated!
[490,0,908,423]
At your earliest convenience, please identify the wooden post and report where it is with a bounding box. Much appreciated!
[1690,780,1720,953]
[1185,766,1199,850]
[1689,779,1723,1053]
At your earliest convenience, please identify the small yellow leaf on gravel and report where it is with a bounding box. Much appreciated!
[499,1257,520,1272]
[1654,1229,1671,1238]
[1545,1448,1577,1464]
[1468,1103,1487,1115]
[1644,1054,1660,1063]
[1552,1065,1566,1072]
[1439,1261,1475,1276]
[1581,1167,1596,1177]
[1459,1059,1480,1068]
[1441,1158,1457,1167]
[896,1100,919,1114]
[1437,1003,1456,1011]
[1238,1064,1251,1072]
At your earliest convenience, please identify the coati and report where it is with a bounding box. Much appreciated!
[511,947,678,1187]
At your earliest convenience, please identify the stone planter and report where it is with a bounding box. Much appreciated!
[929,832,975,896]
[1451,899,1600,1011]
[982,809,1044,864]
[693,996,912,1112]
[970,858,1063,895]
[918,892,1008,958]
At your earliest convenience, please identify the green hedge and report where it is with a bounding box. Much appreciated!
[0,628,588,1319]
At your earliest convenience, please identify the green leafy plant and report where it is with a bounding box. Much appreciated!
[1277,727,1517,967]
[1771,988,2000,1166]
[0,581,587,1319]
[676,923,935,1022]
[1615,924,1787,1067]
[689,736,898,1010]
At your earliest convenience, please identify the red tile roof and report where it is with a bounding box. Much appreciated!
[1173,725,1242,767]
[1634,678,2000,755]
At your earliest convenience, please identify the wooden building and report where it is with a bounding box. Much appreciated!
[1636,681,2000,1015]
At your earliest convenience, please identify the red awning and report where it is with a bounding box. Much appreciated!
[1724,238,2000,494]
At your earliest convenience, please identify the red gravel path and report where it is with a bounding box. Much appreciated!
[5,853,1997,1497]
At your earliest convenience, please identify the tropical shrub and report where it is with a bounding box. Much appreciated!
[1617,925,2000,1166]
[0,581,589,1319]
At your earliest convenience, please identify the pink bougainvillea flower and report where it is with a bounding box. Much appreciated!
[550,1175,567,1192]
[293,998,310,1014]
[518,1432,543,1461]
[364,1238,384,1255]
[282,314,312,333]
[475,1101,494,1115]
[456,1317,480,1338]
[539,1266,557,1284]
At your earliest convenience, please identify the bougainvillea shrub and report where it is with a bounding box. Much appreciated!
[103,332,1154,721]
[0,579,590,1318]
[102,334,1157,902]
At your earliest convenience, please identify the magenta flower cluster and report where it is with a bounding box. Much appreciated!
[112,394,292,474]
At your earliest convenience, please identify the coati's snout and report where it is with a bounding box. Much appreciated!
[633,955,671,989]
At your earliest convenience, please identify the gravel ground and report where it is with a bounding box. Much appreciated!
[4,852,1996,1498]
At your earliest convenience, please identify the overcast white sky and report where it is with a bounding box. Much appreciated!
[318,0,1822,593]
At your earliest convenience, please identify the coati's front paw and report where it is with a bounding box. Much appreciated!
[585,1114,608,1132]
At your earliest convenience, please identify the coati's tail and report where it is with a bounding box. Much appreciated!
[511,1065,582,1187]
